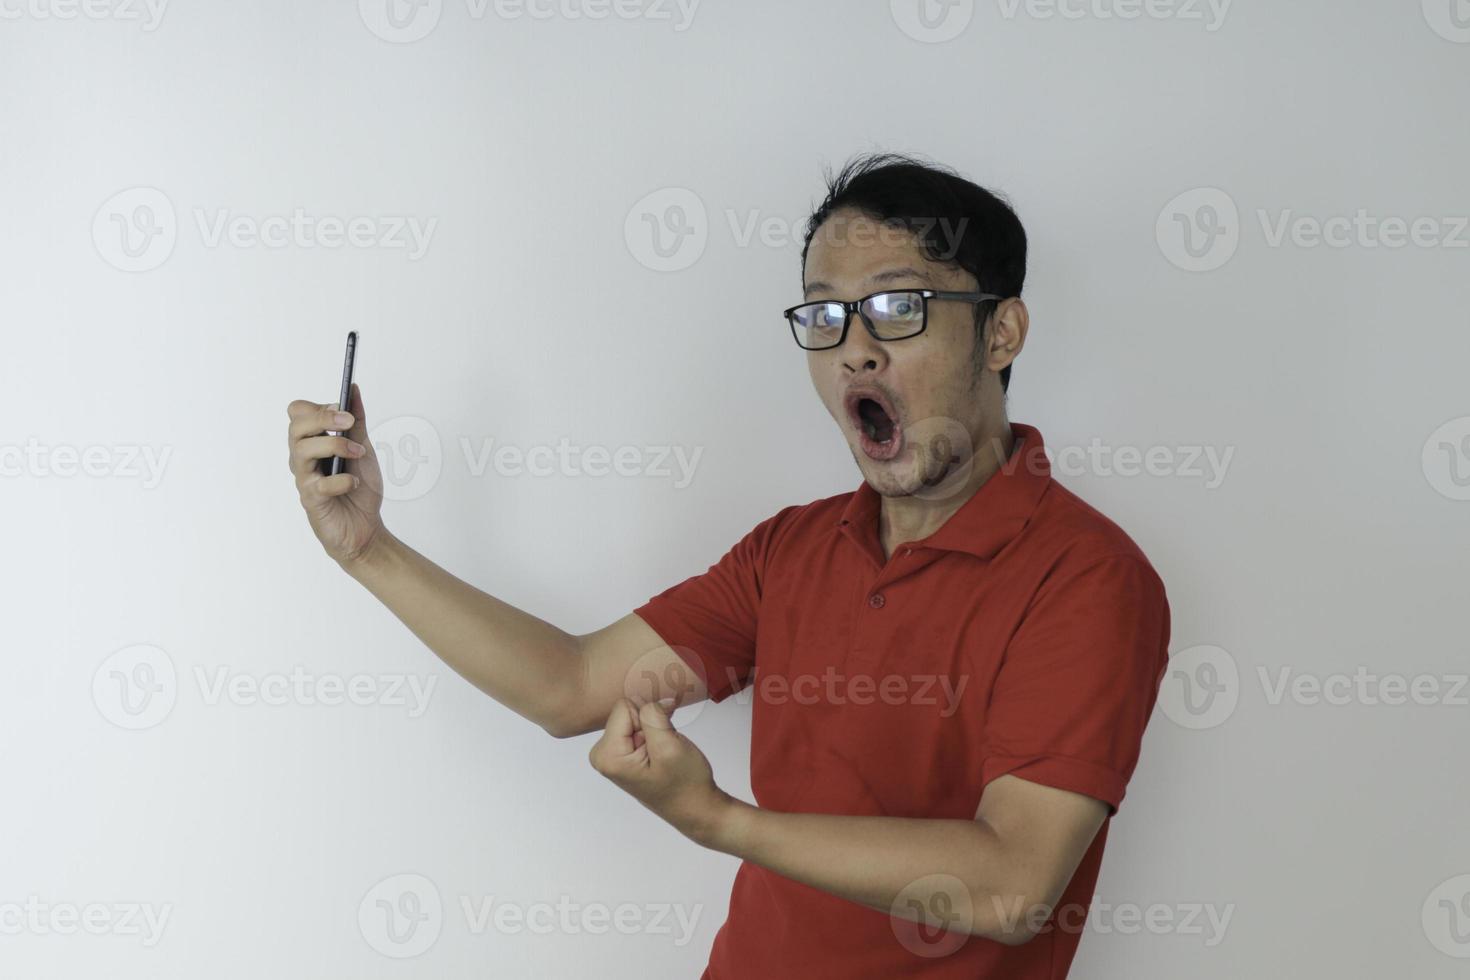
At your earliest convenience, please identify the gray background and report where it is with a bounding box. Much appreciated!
[3,0,1468,976]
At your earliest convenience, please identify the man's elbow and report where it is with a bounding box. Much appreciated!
[539,706,598,739]
[967,877,1069,946]
[970,893,1046,946]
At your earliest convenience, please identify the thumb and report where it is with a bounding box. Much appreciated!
[637,700,681,755]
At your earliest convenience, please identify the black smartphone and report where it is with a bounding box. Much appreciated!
[318,330,359,477]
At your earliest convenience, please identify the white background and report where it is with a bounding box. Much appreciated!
[3,0,1469,977]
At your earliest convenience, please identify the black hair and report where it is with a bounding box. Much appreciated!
[799,152,1027,392]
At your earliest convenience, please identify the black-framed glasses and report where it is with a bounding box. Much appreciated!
[783,289,1002,351]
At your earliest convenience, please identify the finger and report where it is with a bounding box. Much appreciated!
[589,700,642,774]
[602,698,638,749]
[312,471,359,498]
[288,401,357,446]
[290,434,364,480]
[639,699,676,732]
[636,701,683,759]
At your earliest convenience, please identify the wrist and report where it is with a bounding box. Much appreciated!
[338,527,399,579]
[694,791,756,854]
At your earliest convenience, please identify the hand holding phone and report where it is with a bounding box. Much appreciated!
[287,331,387,567]
[318,331,359,477]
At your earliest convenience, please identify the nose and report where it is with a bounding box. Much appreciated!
[840,309,890,373]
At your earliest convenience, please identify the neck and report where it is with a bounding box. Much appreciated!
[877,420,1016,560]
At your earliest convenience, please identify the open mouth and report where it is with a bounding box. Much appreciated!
[844,387,903,460]
[856,397,896,443]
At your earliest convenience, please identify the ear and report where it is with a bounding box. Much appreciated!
[983,298,1029,376]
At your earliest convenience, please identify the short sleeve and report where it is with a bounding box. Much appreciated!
[632,507,792,703]
[979,555,1171,817]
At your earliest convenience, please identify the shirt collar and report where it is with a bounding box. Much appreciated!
[835,422,1051,561]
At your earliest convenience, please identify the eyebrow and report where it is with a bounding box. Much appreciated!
[803,266,936,299]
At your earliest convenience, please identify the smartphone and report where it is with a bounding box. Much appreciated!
[318,330,359,477]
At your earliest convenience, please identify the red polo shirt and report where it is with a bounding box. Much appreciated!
[633,422,1170,979]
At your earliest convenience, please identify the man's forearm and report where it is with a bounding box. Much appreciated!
[704,800,1042,945]
[340,530,584,735]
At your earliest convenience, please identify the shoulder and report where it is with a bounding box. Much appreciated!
[1014,478,1166,593]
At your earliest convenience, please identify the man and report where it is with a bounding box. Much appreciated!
[286,153,1170,978]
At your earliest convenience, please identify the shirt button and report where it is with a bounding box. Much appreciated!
[868,593,886,609]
